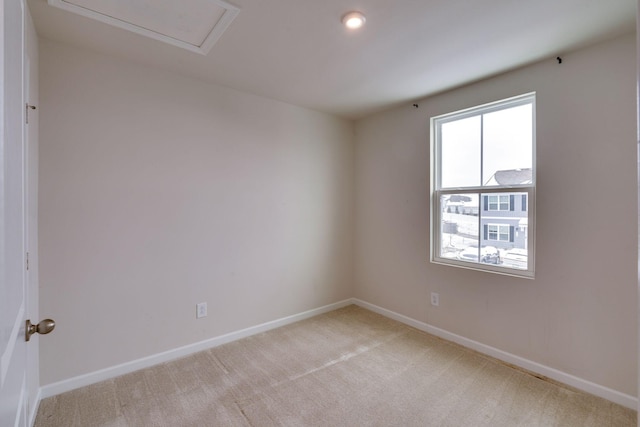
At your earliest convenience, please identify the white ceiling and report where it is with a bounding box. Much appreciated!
[28,0,636,119]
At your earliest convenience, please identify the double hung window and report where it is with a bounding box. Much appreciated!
[431,93,535,277]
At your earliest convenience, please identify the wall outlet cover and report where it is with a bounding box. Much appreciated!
[196,302,207,318]
[431,292,439,307]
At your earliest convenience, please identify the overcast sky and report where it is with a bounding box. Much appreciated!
[440,103,533,188]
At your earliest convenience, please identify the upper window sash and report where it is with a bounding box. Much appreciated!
[432,92,536,191]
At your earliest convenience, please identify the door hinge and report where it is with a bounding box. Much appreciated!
[26,252,29,271]
[25,103,36,124]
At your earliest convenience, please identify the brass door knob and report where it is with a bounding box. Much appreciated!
[25,319,55,341]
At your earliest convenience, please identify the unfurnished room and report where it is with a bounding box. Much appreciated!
[1,0,639,426]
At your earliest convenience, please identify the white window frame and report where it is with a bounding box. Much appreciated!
[430,93,536,278]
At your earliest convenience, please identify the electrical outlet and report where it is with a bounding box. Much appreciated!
[196,302,207,319]
[431,292,439,307]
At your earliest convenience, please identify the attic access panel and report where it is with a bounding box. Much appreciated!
[48,0,240,55]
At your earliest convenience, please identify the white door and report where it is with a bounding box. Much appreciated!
[0,0,29,426]
[24,50,39,426]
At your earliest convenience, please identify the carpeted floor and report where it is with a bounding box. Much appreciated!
[35,305,636,426]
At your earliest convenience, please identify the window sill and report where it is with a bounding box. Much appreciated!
[431,257,535,279]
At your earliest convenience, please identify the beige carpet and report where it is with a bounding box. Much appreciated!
[35,305,636,426]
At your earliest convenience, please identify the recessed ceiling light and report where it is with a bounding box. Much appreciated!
[342,11,366,29]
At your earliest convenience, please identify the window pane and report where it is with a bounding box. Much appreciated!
[499,195,509,211]
[441,116,481,188]
[482,103,533,186]
[488,225,498,240]
[439,194,478,260]
[499,226,509,241]
[488,195,498,210]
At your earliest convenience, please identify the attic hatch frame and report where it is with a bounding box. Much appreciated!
[48,0,240,55]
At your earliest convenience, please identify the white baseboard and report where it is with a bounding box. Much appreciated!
[39,299,354,399]
[29,387,42,427]
[38,297,637,411]
[352,298,638,410]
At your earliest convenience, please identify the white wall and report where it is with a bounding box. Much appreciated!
[38,40,354,385]
[354,34,638,396]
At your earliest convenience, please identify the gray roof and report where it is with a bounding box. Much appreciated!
[492,168,532,185]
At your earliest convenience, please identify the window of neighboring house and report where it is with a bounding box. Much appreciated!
[486,195,511,211]
[431,93,535,277]
[486,224,512,242]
